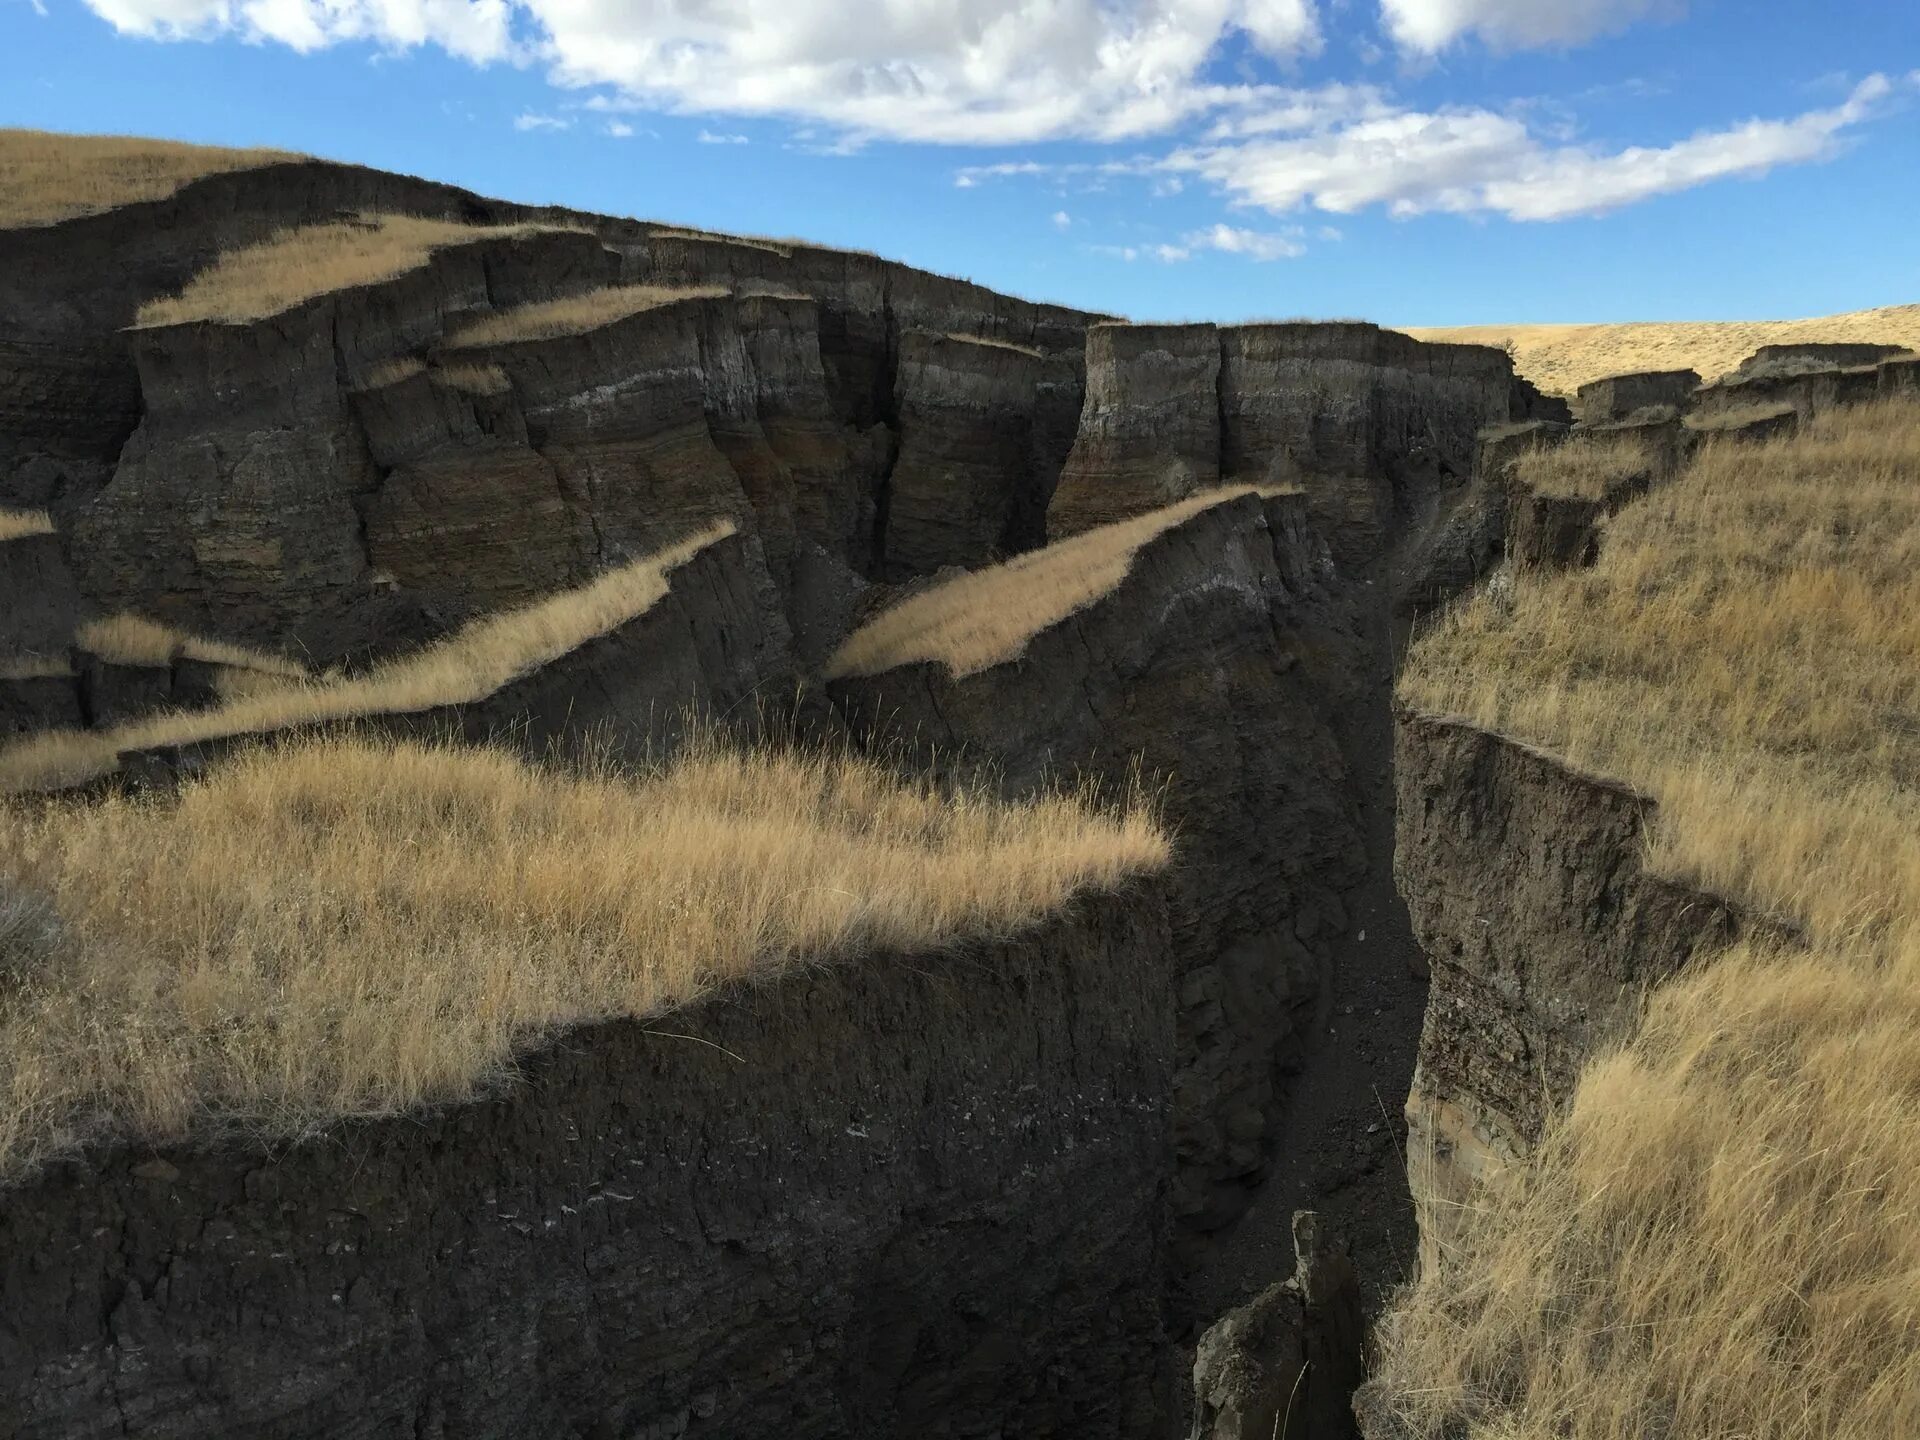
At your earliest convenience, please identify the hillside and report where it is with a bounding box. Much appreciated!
[1371,399,1920,1438]
[1406,303,1920,396]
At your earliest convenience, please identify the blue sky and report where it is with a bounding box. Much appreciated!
[5,0,1917,325]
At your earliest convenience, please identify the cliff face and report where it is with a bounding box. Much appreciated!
[2,159,1098,679]
[0,894,1178,1440]
[1050,322,1530,565]
[1392,710,1782,1227]
[832,494,1367,1239]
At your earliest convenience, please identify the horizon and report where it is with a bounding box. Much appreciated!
[4,1,1918,327]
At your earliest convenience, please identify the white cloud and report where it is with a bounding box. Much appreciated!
[79,0,1323,146]
[513,110,570,131]
[1380,0,1674,54]
[697,130,750,145]
[1051,209,1072,229]
[1152,223,1306,262]
[1168,74,1903,221]
[83,0,516,62]
[604,119,633,137]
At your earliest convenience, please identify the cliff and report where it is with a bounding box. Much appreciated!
[1391,710,1784,1226]
[831,492,1368,1242]
[1050,322,1534,566]
[0,893,1178,1439]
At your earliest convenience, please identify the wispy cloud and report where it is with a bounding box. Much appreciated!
[513,111,571,133]
[1166,73,1908,221]
[697,129,750,145]
[1051,209,1072,229]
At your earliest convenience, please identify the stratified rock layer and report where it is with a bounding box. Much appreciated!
[833,493,1366,1237]
[0,895,1177,1440]
[1392,710,1784,1235]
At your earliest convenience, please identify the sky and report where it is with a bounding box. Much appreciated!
[5,0,1918,326]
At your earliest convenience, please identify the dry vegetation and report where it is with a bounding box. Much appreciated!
[446,284,728,348]
[649,226,792,256]
[0,129,299,230]
[0,733,1167,1180]
[944,332,1043,357]
[0,509,55,542]
[1685,400,1796,433]
[0,526,730,793]
[828,487,1265,680]
[1378,398,1920,1438]
[76,612,305,675]
[1406,304,1920,396]
[135,214,572,328]
[1508,431,1652,501]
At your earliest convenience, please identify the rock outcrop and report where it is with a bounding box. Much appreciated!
[1392,710,1785,1234]
[1573,368,1698,422]
[1734,341,1909,376]
[832,493,1366,1238]
[882,331,1060,574]
[1050,322,1534,567]
[0,893,1178,1440]
[118,527,796,787]
[1188,1213,1364,1440]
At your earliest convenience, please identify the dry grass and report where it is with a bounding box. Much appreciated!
[1378,397,1920,1438]
[445,284,727,348]
[0,526,730,793]
[361,356,427,389]
[649,226,791,256]
[1406,304,1920,396]
[76,613,305,675]
[827,487,1265,680]
[434,362,512,395]
[0,659,74,682]
[0,509,55,542]
[135,214,571,328]
[943,332,1043,357]
[1685,400,1796,433]
[0,129,298,229]
[1508,432,1652,501]
[0,732,1168,1180]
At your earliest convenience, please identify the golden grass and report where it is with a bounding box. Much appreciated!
[1685,400,1796,433]
[434,362,512,395]
[0,526,730,793]
[135,214,572,328]
[76,613,306,675]
[0,509,55,542]
[445,284,727,348]
[1377,398,1920,1438]
[0,659,74,682]
[361,356,427,389]
[827,487,1265,680]
[1406,304,1920,396]
[0,129,298,229]
[649,226,791,256]
[1508,432,1651,501]
[0,732,1168,1180]
[943,332,1043,357]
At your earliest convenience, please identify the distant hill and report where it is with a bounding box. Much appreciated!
[1405,303,1920,397]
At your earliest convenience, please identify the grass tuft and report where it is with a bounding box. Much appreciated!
[827,487,1269,680]
[135,213,578,328]
[445,284,727,348]
[0,128,298,229]
[0,509,55,542]
[0,526,732,793]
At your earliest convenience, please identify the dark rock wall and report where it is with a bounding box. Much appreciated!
[1049,322,1523,566]
[832,493,1367,1238]
[1392,710,1784,1235]
[1573,368,1699,422]
[0,893,1178,1440]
